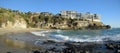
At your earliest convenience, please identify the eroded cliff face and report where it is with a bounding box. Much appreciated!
[1,18,27,28]
[1,18,110,29]
[34,20,110,30]
[0,7,111,29]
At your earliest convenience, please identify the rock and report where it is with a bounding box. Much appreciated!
[105,43,115,50]
[33,40,120,53]
[118,49,120,53]
[33,50,40,53]
[105,25,111,29]
[45,50,49,53]
[1,18,27,28]
[117,44,120,49]
[6,52,11,53]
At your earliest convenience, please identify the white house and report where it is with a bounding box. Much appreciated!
[60,10,101,22]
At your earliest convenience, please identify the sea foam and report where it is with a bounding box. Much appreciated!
[50,34,69,41]
[49,34,120,42]
[31,30,120,42]
[30,30,51,36]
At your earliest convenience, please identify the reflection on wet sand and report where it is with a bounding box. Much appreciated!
[5,38,26,48]
[0,35,40,53]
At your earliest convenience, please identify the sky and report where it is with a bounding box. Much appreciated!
[0,0,120,28]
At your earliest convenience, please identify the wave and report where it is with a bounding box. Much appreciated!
[50,34,69,41]
[49,34,120,42]
[31,30,120,42]
[30,30,51,36]
[56,30,62,33]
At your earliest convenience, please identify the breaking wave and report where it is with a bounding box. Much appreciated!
[49,34,120,42]
[31,29,120,42]
[30,30,51,36]
[50,34,69,41]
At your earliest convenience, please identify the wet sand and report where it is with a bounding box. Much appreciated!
[0,28,40,35]
[0,28,41,53]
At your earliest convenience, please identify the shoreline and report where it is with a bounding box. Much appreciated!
[0,28,120,53]
[0,28,41,53]
[0,28,41,35]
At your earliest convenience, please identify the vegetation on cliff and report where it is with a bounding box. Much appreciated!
[0,7,110,29]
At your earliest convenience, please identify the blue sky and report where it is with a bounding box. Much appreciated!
[0,0,120,28]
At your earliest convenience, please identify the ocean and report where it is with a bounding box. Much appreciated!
[31,28,120,42]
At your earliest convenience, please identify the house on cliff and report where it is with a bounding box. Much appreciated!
[60,10,101,22]
[40,12,53,16]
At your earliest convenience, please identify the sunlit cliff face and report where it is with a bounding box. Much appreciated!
[1,18,27,28]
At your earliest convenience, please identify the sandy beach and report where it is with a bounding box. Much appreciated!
[0,28,41,53]
[0,28,41,35]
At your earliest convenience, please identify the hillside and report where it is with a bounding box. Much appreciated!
[0,7,110,29]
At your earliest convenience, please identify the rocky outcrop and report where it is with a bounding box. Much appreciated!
[0,7,111,29]
[13,18,27,28]
[0,17,110,30]
[1,18,27,28]
[37,21,111,30]
[32,40,120,53]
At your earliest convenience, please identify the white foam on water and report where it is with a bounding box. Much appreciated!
[30,30,51,36]
[50,34,120,42]
[31,30,120,42]
[68,34,120,42]
[50,34,69,41]
[105,34,120,41]
[56,30,62,33]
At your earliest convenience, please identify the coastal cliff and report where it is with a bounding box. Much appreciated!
[0,7,110,29]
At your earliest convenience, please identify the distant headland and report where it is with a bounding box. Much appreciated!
[0,7,111,30]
